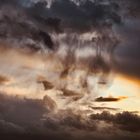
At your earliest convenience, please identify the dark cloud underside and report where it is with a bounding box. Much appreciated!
[0,94,140,140]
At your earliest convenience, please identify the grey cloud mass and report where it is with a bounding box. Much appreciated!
[0,0,140,140]
[0,93,140,140]
[0,0,139,80]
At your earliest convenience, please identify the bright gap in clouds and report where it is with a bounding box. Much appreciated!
[0,47,140,115]
[99,74,140,113]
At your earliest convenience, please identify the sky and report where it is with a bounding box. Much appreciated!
[0,0,140,140]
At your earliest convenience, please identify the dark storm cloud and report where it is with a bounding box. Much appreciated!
[21,0,140,80]
[0,0,17,5]
[0,3,54,51]
[0,93,56,127]
[110,0,140,79]
[0,0,120,73]
[113,18,140,78]
[120,0,140,18]
[90,111,140,132]
[0,0,139,80]
[0,93,97,135]
[30,0,121,33]
[0,120,24,134]
[0,93,140,139]
[25,0,121,79]
[0,1,140,139]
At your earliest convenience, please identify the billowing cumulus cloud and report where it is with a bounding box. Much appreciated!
[90,111,140,132]
[0,94,139,140]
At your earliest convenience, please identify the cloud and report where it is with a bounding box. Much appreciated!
[0,93,139,139]
[0,75,9,84]
[37,76,54,90]
[95,96,127,102]
[89,106,119,111]
[0,120,24,134]
[0,2,117,91]
[0,0,120,80]
[0,4,54,51]
[61,88,82,97]
[113,18,140,79]
[0,1,139,139]
[108,0,140,79]
[120,0,140,18]
[0,93,53,127]
[30,0,121,33]
[90,111,140,132]
[23,0,140,80]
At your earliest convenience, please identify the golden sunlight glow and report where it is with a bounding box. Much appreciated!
[0,47,140,115]
[100,74,140,113]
